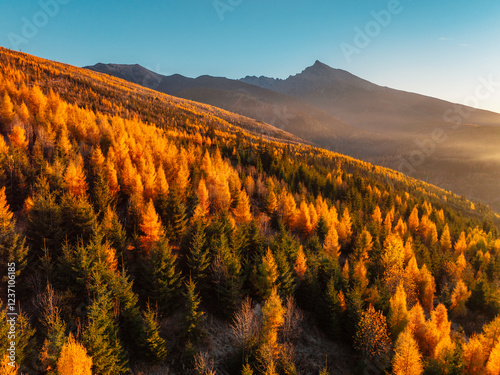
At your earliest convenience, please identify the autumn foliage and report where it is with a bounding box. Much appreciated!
[0,47,499,375]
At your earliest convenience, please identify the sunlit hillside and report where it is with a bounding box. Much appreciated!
[1,48,500,374]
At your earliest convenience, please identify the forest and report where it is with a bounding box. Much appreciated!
[1,48,500,375]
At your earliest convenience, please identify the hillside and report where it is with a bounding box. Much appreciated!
[86,63,360,148]
[88,61,500,213]
[1,48,500,375]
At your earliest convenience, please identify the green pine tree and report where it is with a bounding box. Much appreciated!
[164,187,187,241]
[275,248,295,297]
[210,235,243,316]
[0,187,28,282]
[137,237,181,315]
[25,177,63,259]
[184,277,205,342]
[142,305,167,364]
[59,192,99,246]
[82,291,128,375]
[186,220,210,284]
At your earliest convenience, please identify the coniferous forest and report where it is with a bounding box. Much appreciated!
[1,48,500,374]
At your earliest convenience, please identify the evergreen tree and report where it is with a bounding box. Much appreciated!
[101,205,127,262]
[210,234,243,315]
[0,187,27,281]
[184,277,205,342]
[59,192,98,247]
[142,305,167,364]
[137,237,181,315]
[82,291,128,375]
[25,177,63,258]
[275,248,295,297]
[186,220,210,284]
[164,187,187,241]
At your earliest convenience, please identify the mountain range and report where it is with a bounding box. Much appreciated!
[86,61,500,213]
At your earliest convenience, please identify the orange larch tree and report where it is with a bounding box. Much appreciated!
[139,200,163,254]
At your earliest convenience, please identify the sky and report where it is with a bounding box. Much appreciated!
[1,0,500,113]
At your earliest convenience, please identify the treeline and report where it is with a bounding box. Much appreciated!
[0,50,500,375]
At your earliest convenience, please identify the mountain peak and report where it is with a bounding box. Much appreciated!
[302,60,333,76]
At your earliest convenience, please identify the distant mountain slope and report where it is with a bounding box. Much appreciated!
[86,63,360,147]
[87,61,500,213]
[242,60,500,134]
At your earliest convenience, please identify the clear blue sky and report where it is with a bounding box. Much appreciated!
[2,0,500,113]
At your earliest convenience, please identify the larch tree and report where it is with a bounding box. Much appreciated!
[294,246,307,281]
[0,92,14,127]
[232,189,253,224]
[176,156,190,201]
[463,335,486,375]
[265,178,278,214]
[139,200,163,254]
[382,233,405,293]
[407,303,427,356]
[279,191,296,230]
[440,224,452,253]
[261,287,285,354]
[337,207,353,246]
[353,228,373,263]
[56,335,93,375]
[256,248,280,299]
[392,328,423,375]
[372,205,383,227]
[64,161,88,197]
[296,200,313,237]
[8,126,28,149]
[454,231,468,255]
[323,225,341,260]
[389,283,409,339]
[418,264,436,313]
[450,279,471,317]
[0,354,18,374]
[487,341,500,375]
[408,206,419,234]
[192,178,209,222]
[354,305,392,371]
[482,315,500,359]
